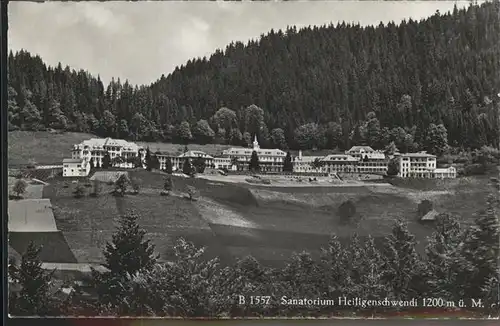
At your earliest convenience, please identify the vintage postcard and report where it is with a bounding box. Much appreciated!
[5,0,500,320]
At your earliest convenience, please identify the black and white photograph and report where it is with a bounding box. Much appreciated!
[5,0,500,319]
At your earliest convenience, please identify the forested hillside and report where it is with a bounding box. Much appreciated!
[7,2,500,154]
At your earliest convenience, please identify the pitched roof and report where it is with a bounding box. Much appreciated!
[63,158,84,164]
[360,152,386,160]
[179,150,214,159]
[402,152,436,158]
[41,263,109,273]
[322,154,358,162]
[435,167,456,173]
[76,138,142,151]
[9,231,78,263]
[294,156,324,162]
[8,199,58,232]
[347,146,375,152]
[223,147,286,156]
[421,209,440,221]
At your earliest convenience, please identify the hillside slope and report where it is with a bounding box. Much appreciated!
[7,2,500,150]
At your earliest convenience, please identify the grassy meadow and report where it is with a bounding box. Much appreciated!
[7,131,233,167]
[8,131,95,166]
[10,131,497,266]
[38,167,494,267]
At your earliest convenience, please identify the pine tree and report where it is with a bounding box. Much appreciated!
[365,112,382,149]
[177,121,192,144]
[73,183,85,198]
[164,177,173,193]
[386,158,399,176]
[102,212,158,276]
[425,123,449,156]
[319,235,349,298]
[145,147,152,172]
[6,2,500,151]
[164,157,173,174]
[249,150,260,172]
[461,194,500,299]
[183,158,193,175]
[192,157,206,174]
[425,213,470,301]
[151,154,160,170]
[102,151,111,169]
[384,141,398,155]
[114,174,129,196]
[283,152,293,172]
[382,220,424,300]
[9,242,57,316]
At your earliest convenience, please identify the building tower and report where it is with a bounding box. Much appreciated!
[253,135,260,150]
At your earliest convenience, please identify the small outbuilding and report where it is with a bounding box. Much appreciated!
[63,158,90,177]
[420,209,440,223]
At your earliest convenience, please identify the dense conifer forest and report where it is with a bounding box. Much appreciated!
[7,1,500,153]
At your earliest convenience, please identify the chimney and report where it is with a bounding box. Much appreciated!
[299,150,302,159]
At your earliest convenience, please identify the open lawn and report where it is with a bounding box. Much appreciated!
[40,167,494,267]
[8,131,95,166]
[8,177,44,199]
[43,175,232,264]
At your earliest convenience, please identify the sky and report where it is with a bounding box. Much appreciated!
[8,1,475,86]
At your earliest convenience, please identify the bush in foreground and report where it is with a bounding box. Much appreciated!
[14,193,499,317]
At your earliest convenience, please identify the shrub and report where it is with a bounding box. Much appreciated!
[73,184,85,198]
[417,199,433,218]
[130,177,141,195]
[186,185,198,201]
[163,177,173,195]
[114,174,129,196]
[90,181,101,197]
[12,179,28,199]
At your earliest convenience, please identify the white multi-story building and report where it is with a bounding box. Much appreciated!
[434,167,457,179]
[397,152,438,178]
[322,154,359,173]
[356,152,388,174]
[71,138,144,169]
[345,146,376,160]
[62,158,90,177]
[293,151,324,173]
[222,136,286,172]
[157,150,214,171]
[213,157,234,170]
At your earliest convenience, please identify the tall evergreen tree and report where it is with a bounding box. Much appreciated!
[249,150,260,172]
[164,157,173,174]
[461,194,500,299]
[102,151,111,169]
[382,220,424,300]
[6,2,500,151]
[283,151,293,172]
[145,147,152,171]
[9,242,57,316]
[102,212,158,275]
[425,213,469,301]
[183,158,193,175]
